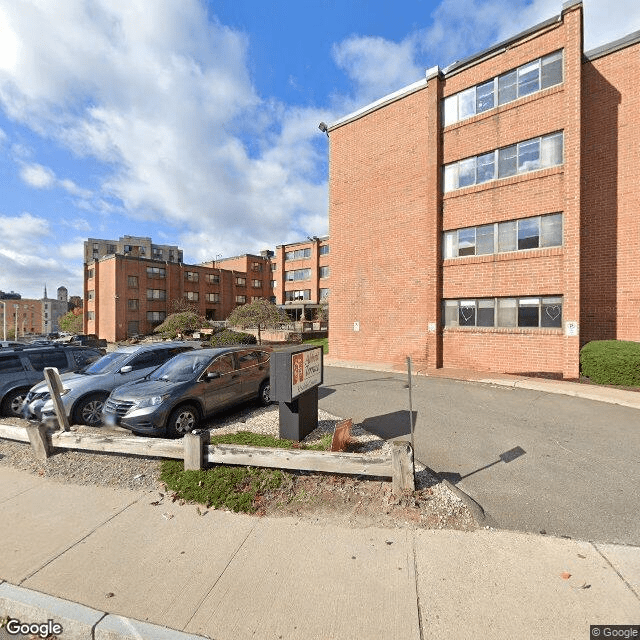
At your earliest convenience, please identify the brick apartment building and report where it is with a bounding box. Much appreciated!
[85,237,330,342]
[0,286,69,338]
[325,0,639,379]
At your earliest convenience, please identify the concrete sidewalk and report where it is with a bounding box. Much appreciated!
[0,466,638,639]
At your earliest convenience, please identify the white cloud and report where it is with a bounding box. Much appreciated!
[331,0,640,113]
[0,213,81,298]
[0,0,331,262]
[20,163,56,189]
[332,36,423,108]
[0,212,50,241]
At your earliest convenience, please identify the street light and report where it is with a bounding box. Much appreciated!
[13,304,19,340]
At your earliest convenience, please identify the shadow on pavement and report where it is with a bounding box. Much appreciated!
[361,409,417,440]
[318,386,336,399]
[438,446,527,485]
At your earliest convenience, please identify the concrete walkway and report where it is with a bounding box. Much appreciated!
[0,466,638,640]
[324,359,640,410]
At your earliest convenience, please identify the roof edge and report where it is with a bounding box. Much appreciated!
[327,78,428,131]
[584,29,640,61]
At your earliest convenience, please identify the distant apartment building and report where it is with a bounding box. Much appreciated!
[272,237,330,320]
[0,286,68,338]
[84,236,183,264]
[84,237,331,341]
[325,0,640,379]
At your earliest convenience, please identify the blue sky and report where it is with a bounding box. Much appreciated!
[0,0,638,299]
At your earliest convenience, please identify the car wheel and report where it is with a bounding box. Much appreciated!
[167,404,198,438]
[74,393,108,426]
[1,388,29,418]
[258,380,271,406]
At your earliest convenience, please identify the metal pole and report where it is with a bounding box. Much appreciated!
[1,301,6,341]
[406,356,415,453]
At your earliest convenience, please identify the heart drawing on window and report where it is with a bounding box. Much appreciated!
[545,305,560,320]
[460,307,474,322]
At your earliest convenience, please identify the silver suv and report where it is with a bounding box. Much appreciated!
[23,342,197,426]
[1,345,102,417]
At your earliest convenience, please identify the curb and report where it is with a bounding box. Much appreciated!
[0,582,209,640]
[441,479,497,529]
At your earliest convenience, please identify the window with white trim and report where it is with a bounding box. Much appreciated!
[185,291,199,301]
[285,290,311,301]
[319,266,330,278]
[444,213,562,258]
[146,289,166,300]
[443,50,563,126]
[444,132,563,192]
[285,269,311,281]
[285,248,311,260]
[443,296,563,328]
[206,293,219,303]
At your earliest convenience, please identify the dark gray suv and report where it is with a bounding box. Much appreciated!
[103,347,271,438]
[0,345,103,417]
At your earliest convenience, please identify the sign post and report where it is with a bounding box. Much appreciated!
[270,345,323,441]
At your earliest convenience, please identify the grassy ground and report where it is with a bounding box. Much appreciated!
[303,337,328,354]
[159,431,332,513]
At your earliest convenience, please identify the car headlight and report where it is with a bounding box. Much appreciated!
[132,395,168,410]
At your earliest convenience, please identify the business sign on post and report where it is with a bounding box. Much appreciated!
[291,348,322,398]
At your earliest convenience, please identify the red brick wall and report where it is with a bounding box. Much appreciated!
[581,40,640,344]
[329,87,433,370]
[328,3,586,378]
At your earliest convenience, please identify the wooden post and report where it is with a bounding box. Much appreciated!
[183,431,208,470]
[26,423,51,462]
[392,440,415,494]
[43,367,71,432]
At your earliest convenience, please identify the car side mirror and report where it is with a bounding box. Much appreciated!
[206,371,220,380]
[120,365,133,374]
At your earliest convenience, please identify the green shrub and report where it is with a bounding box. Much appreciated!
[580,340,640,386]
[207,329,257,346]
[160,460,284,513]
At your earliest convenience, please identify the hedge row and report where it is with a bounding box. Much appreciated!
[580,340,640,386]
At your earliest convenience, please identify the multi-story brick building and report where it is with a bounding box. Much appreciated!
[325,1,639,379]
[271,237,330,320]
[84,236,183,265]
[84,240,331,341]
[0,286,69,338]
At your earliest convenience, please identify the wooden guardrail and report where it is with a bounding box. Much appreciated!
[0,425,415,493]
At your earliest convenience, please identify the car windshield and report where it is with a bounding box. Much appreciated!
[82,351,130,375]
[150,353,213,382]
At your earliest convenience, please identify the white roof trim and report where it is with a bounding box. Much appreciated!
[327,78,428,131]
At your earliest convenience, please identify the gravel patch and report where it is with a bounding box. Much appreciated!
[0,405,477,530]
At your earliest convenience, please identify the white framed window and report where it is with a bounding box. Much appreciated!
[285,248,311,260]
[285,269,311,281]
[285,290,311,301]
[206,293,219,303]
[443,50,564,126]
[443,132,563,192]
[444,213,562,259]
[319,266,330,278]
[186,291,199,301]
[443,296,563,328]
[146,289,166,300]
